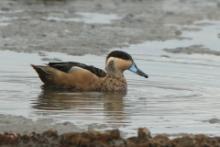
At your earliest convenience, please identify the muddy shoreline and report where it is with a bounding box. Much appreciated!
[1,0,220,55]
[1,128,220,147]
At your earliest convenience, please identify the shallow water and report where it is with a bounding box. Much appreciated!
[45,12,120,24]
[1,21,220,136]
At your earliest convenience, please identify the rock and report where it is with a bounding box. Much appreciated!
[153,134,171,146]
[0,132,19,145]
[0,129,220,146]
[138,128,151,139]
[42,129,58,138]
[172,136,194,147]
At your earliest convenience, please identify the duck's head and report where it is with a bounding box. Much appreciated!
[105,50,148,78]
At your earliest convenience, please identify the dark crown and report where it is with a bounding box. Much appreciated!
[106,50,133,61]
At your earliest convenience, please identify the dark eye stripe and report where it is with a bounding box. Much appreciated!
[107,50,132,60]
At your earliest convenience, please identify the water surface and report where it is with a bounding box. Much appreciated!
[0,21,220,136]
[45,12,120,24]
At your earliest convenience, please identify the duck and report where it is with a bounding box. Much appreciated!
[32,50,148,92]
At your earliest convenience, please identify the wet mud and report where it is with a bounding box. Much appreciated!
[0,0,220,55]
[164,45,220,56]
[1,128,220,147]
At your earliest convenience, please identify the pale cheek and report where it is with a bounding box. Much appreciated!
[116,61,131,71]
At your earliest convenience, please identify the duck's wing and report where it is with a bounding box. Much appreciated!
[48,62,106,77]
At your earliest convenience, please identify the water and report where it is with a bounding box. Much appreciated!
[45,12,121,24]
[0,11,120,25]
[0,21,220,136]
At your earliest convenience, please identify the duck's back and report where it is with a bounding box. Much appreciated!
[32,62,107,91]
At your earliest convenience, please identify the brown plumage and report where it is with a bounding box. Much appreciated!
[32,50,148,92]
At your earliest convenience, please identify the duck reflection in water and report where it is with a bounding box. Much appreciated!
[33,86,128,124]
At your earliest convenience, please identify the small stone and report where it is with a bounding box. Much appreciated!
[109,129,121,140]
[20,134,30,144]
[138,128,151,139]
[153,134,170,145]
[42,129,58,138]
[172,136,194,147]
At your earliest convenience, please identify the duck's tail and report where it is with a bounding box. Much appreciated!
[31,64,54,84]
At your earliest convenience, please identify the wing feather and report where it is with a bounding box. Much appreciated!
[48,62,106,77]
